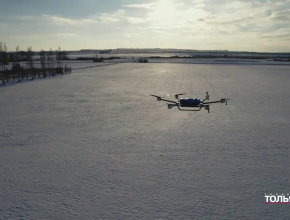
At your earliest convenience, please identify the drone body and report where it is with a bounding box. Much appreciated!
[150,92,229,113]
[179,98,201,107]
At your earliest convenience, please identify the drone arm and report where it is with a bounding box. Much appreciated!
[149,94,178,104]
[202,91,209,102]
[203,100,222,104]
[203,98,229,105]
[158,98,178,104]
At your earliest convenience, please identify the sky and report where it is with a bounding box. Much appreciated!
[0,0,290,52]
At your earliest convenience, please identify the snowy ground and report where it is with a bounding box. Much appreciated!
[108,57,290,66]
[0,63,290,219]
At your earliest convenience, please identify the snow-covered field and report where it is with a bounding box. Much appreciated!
[108,57,290,66]
[68,53,182,59]
[1,63,290,219]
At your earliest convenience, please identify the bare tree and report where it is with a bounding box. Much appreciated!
[56,47,62,67]
[27,46,35,79]
[26,47,34,69]
[12,46,23,82]
[0,42,8,71]
[4,43,7,53]
[47,48,55,76]
[19,50,27,61]
[0,42,9,83]
[0,42,2,71]
[40,50,46,78]
[62,50,68,65]
[0,42,3,83]
[56,46,64,74]
[14,46,20,64]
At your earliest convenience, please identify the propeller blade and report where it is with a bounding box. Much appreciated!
[177,93,187,95]
[205,91,209,100]
[149,94,161,98]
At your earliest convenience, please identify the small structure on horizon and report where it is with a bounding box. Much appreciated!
[132,57,148,63]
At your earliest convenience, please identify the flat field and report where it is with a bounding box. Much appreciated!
[1,63,290,219]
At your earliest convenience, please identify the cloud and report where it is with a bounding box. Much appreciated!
[259,27,290,40]
[54,33,78,38]
[11,33,78,39]
[99,16,119,23]
[271,9,290,21]
[43,15,98,25]
[191,0,290,33]
[17,15,37,21]
[98,10,125,23]
[123,3,156,9]
[3,0,290,51]
[123,33,141,38]
[260,34,290,39]
[43,10,125,26]
[127,17,146,24]
[118,0,290,50]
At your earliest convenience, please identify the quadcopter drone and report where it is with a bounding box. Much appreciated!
[149,92,229,113]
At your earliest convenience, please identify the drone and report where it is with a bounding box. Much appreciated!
[149,92,229,113]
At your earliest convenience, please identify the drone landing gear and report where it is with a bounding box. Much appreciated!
[204,105,210,113]
[168,104,178,109]
[177,106,202,111]
[175,93,187,100]
[221,99,228,105]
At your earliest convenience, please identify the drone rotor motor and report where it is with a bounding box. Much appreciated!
[221,99,229,105]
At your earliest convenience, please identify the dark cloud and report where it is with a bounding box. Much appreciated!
[264,10,273,16]
[271,10,290,21]
[260,33,290,39]
[202,16,255,26]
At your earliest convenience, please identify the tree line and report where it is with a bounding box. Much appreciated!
[0,42,72,84]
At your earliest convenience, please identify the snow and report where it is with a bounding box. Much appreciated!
[1,62,290,219]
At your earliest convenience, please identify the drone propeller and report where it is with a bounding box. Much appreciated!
[176,93,187,96]
[175,93,187,99]
[149,94,160,98]
[149,94,178,103]
[149,94,162,101]
[206,91,209,100]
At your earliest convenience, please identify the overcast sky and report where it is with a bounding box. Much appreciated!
[0,0,290,52]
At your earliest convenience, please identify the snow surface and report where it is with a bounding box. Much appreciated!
[107,58,290,66]
[1,62,290,219]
